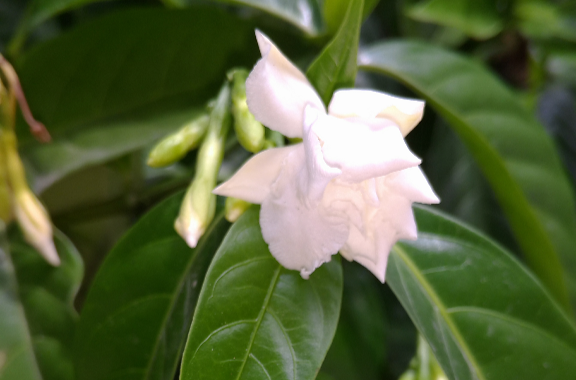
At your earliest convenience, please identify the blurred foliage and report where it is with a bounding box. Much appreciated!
[1,0,576,379]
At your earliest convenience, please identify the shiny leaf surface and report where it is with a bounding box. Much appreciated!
[166,0,324,36]
[16,8,257,191]
[359,41,576,310]
[307,0,363,105]
[388,206,576,380]
[180,206,343,380]
[75,192,230,380]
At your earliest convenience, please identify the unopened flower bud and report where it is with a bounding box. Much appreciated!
[1,129,59,265]
[14,190,59,266]
[175,83,231,247]
[229,69,265,153]
[147,113,209,168]
[224,197,251,223]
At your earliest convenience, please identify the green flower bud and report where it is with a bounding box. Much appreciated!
[175,83,231,247]
[224,197,251,222]
[230,69,265,153]
[147,113,209,168]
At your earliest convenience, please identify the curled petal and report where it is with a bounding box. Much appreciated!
[329,89,425,137]
[379,166,440,204]
[302,106,342,202]
[260,146,348,278]
[340,196,416,282]
[213,145,298,204]
[245,30,324,138]
[308,111,421,183]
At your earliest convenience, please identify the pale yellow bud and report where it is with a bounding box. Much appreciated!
[175,82,231,247]
[224,197,251,223]
[14,190,59,266]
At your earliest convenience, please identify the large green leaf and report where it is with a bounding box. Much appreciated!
[9,0,113,55]
[307,0,363,105]
[15,7,258,191]
[407,0,504,39]
[75,191,230,380]
[23,108,202,192]
[0,223,42,380]
[180,206,343,380]
[165,0,324,36]
[9,228,83,380]
[359,41,576,310]
[320,261,387,380]
[388,206,576,380]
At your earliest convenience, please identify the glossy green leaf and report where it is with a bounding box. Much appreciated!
[323,0,380,35]
[9,228,83,380]
[75,191,230,380]
[408,0,504,39]
[0,222,42,380]
[359,41,576,310]
[24,108,202,193]
[307,0,363,105]
[388,206,576,380]
[165,0,324,36]
[180,206,343,380]
[16,8,258,191]
[320,261,387,380]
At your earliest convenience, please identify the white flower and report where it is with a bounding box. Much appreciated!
[214,31,439,282]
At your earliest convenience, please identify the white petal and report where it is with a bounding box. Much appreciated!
[380,166,440,204]
[259,145,348,278]
[309,112,421,183]
[325,177,420,283]
[245,30,324,138]
[213,145,299,204]
[302,106,342,202]
[329,89,425,137]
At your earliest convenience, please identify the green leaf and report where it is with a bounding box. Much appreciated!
[407,0,504,39]
[15,7,258,191]
[359,41,576,310]
[0,222,42,380]
[9,0,112,55]
[320,261,387,380]
[23,108,202,193]
[516,1,576,43]
[323,0,380,35]
[180,206,343,380]
[388,206,576,380]
[75,191,230,380]
[165,0,325,36]
[9,228,83,380]
[307,0,363,105]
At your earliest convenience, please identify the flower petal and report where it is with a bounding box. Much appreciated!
[245,30,324,138]
[328,89,425,137]
[260,145,349,278]
[339,195,416,282]
[379,166,440,204]
[213,145,299,204]
[301,106,342,202]
[308,111,421,183]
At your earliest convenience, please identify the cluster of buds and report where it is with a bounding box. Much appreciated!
[0,54,59,265]
[147,69,282,248]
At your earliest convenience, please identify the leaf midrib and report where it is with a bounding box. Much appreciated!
[392,244,486,380]
[235,264,283,380]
